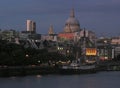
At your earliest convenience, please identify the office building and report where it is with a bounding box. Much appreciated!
[27,20,36,33]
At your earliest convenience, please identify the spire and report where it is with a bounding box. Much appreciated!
[83,28,86,37]
[48,25,54,35]
[70,8,75,18]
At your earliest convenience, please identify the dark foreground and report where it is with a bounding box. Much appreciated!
[0,66,59,77]
[0,65,98,77]
[0,63,120,77]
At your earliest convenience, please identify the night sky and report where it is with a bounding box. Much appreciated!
[0,0,120,37]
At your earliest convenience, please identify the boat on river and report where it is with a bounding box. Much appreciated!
[59,61,97,74]
[59,29,98,74]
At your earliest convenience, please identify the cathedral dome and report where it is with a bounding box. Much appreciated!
[66,17,79,25]
[64,9,80,33]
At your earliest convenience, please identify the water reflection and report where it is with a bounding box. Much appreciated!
[0,72,120,88]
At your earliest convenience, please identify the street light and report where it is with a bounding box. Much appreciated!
[104,40,108,60]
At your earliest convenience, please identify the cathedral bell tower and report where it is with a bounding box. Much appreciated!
[48,25,55,41]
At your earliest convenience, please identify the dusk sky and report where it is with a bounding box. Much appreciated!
[0,0,120,37]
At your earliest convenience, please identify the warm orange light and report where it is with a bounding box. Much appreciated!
[86,48,97,56]
[58,33,74,39]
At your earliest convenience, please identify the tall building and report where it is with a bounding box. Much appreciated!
[48,25,57,41]
[64,8,80,33]
[26,20,36,33]
[48,25,54,35]
[58,8,81,41]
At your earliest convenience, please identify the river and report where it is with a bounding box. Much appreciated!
[0,71,120,88]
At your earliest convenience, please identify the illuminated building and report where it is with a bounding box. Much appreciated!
[64,8,80,33]
[58,8,80,41]
[48,25,57,41]
[27,20,36,33]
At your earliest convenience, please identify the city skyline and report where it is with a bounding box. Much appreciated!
[0,0,120,37]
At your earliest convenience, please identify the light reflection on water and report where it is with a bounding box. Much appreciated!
[0,72,120,88]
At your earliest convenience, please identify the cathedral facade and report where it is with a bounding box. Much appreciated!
[58,8,81,41]
[58,8,96,43]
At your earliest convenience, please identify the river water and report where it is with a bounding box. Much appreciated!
[0,71,120,88]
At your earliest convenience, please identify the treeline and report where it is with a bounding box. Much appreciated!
[0,40,72,66]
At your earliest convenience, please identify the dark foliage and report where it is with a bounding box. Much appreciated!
[0,40,68,66]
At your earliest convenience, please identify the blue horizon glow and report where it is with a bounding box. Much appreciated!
[0,0,120,37]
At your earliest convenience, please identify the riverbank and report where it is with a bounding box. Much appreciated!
[0,66,59,77]
[0,63,120,77]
